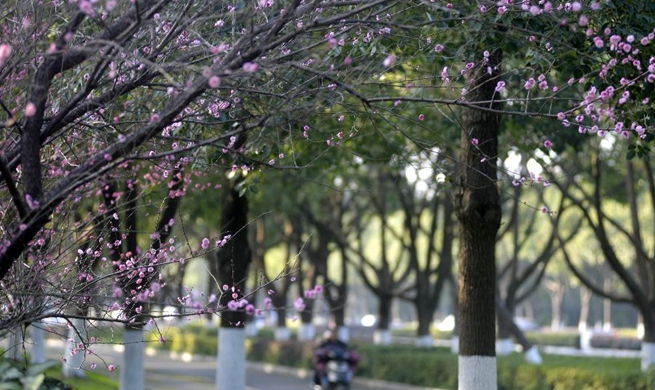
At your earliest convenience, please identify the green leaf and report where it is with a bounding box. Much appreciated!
[25,361,57,377]
[627,150,636,160]
[20,373,45,390]
[0,383,21,390]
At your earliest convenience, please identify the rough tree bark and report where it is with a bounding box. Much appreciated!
[214,178,251,390]
[454,49,502,390]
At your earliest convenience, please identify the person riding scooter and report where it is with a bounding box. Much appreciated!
[313,328,359,389]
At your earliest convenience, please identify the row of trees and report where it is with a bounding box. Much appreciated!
[1,1,653,390]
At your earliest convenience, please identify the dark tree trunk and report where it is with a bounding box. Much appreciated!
[274,299,288,328]
[417,304,433,337]
[455,49,503,361]
[333,303,346,328]
[217,180,251,328]
[496,300,533,351]
[377,295,393,331]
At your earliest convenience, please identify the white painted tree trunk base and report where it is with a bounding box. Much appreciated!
[30,322,46,364]
[8,328,25,361]
[120,329,145,390]
[274,326,290,341]
[337,326,349,343]
[450,336,459,354]
[495,338,514,355]
[245,323,258,337]
[580,330,592,352]
[458,355,497,390]
[217,327,246,390]
[373,329,391,345]
[415,334,433,348]
[524,346,543,364]
[641,342,655,371]
[298,324,315,341]
[62,318,87,378]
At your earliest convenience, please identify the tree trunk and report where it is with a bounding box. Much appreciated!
[495,302,514,356]
[297,224,317,341]
[374,295,393,345]
[578,286,592,332]
[333,306,349,342]
[215,180,251,390]
[449,277,460,354]
[496,301,541,364]
[8,326,24,361]
[603,278,612,331]
[30,322,46,364]
[415,302,434,347]
[640,311,655,371]
[120,328,145,390]
[62,318,87,378]
[545,281,565,331]
[274,310,290,341]
[217,327,246,390]
[455,49,503,390]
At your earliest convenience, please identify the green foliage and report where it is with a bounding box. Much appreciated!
[356,345,458,389]
[525,331,581,348]
[43,365,118,390]
[0,359,69,390]
[243,339,654,390]
[246,339,314,369]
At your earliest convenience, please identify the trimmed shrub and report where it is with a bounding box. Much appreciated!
[526,331,580,348]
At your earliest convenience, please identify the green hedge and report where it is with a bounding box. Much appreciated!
[147,325,218,355]
[356,345,458,388]
[246,339,314,369]
[525,331,580,348]
[245,340,655,390]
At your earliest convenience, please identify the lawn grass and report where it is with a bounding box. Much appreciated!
[45,365,118,390]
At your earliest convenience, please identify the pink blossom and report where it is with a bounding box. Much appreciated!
[208,76,221,88]
[201,238,210,249]
[0,44,12,67]
[242,62,258,73]
[543,139,553,149]
[434,44,444,53]
[25,102,37,117]
[383,55,396,67]
[227,300,239,310]
[78,0,96,17]
[494,81,506,92]
[294,297,306,311]
[108,365,116,372]
[471,138,479,146]
[418,114,425,121]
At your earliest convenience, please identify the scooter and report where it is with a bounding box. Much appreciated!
[313,345,357,390]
